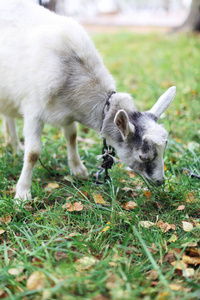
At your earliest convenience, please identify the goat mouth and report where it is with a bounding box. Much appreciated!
[139,173,165,187]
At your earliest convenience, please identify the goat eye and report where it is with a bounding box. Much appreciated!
[139,155,150,162]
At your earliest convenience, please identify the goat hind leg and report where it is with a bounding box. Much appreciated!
[63,122,88,180]
[4,117,24,152]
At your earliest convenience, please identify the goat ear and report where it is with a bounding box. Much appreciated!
[114,110,135,140]
[149,86,176,119]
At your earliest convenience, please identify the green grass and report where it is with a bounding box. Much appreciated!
[0,32,200,299]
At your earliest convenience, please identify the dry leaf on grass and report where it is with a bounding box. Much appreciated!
[182,254,200,266]
[143,190,152,201]
[176,205,185,211]
[63,201,83,212]
[156,220,176,233]
[0,215,12,224]
[45,182,59,191]
[75,256,97,271]
[127,171,136,178]
[139,221,155,228]
[102,222,111,232]
[94,194,106,204]
[54,251,68,261]
[8,263,24,276]
[78,190,90,199]
[182,221,194,232]
[121,201,137,210]
[166,243,200,278]
[185,192,196,203]
[171,260,187,270]
[147,270,158,281]
[169,283,182,291]
[27,271,45,290]
[168,233,178,243]
[0,228,5,235]
[182,268,195,277]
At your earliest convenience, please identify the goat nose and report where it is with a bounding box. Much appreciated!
[156,178,165,186]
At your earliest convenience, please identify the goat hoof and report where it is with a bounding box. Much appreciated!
[71,164,88,180]
[14,191,32,204]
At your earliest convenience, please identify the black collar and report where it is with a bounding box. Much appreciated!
[100,91,116,132]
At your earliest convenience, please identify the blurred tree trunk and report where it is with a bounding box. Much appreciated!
[176,0,200,32]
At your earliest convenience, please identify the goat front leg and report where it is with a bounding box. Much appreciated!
[15,118,44,202]
[63,122,88,180]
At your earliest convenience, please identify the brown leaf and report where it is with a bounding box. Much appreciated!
[78,190,90,199]
[143,190,152,201]
[0,215,12,224]
[121,201,137,210]
[182,221,194,232]
[127,171,136,178]
[156,220,176,233]
[153,201,163,209]
[186,247,200,257]
[147,270,158,281]
[54,251,68,261]
[93,194,106,204]
[176,205,185,211]
[164,251,176,263]
[185,192,196,203]
[27,271,45,290]
[65,201,83,212]
[92,294,110,300]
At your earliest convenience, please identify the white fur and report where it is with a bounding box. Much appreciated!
[0,0,175,201]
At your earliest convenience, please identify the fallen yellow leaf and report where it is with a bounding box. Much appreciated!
[75,256,97,271]
[94,194,106,204]
[27,271,45,290]
[121,201,137,210]
[65,201,83,212]
[182,221,194,232]
[169,283,182,291]
[182,255,200,266]
[139,221,155,228]
[102,222,111,232]
[168,233,178,243]
[171,261,187,270]
[102,225,110,232]
[45,182,59,191]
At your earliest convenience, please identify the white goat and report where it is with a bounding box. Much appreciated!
[0,0,176,201]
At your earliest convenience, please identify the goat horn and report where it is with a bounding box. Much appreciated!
[149,86,176,119]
